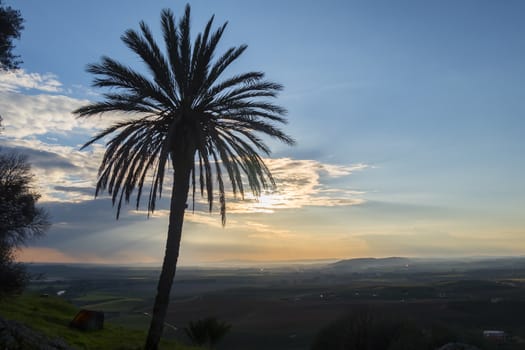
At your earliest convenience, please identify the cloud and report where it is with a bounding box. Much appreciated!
[53,186,96,196]
[245,221,296,240]
[184,212,233,227]
[0,145,78,171]
[0,70,369,212]
[0,69,62,93]
[0,91,92,138]
[115,157,369,217]
[227,158,367,213]
[0,70,376,265]
[0,84,111,202]
[35,198,168,251]
[184,213,295,240]
[2,139,103,202]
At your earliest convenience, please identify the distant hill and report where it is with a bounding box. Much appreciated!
[329,257,412,271]
[329,256,525,274]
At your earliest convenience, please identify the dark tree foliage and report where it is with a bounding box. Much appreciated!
[0,242,27,296]
[0,0,24,70]
[0,153,49,245]
[0,152,49,297]
[311,308,428,350]
[184,317,232,349]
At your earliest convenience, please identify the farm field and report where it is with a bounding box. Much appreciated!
[25,257,525,349]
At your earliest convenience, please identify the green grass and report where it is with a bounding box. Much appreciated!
[0,293,198,350]
[74,292,123,303]
[110,314,154,331]
[83,298,145,312]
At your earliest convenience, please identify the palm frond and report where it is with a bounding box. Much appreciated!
[75,5,294,224]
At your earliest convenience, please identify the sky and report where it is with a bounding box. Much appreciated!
[1,0,524,266]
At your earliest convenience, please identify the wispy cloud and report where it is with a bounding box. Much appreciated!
[0,69,62,93]
[0,70,371,266]
[0,80,120,202]
[1,69,369,212]
[245,221,296,240]
[1,139,103,202]
[0,91,90,138]
[227,158,367,213]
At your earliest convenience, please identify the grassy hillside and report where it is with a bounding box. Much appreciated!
[0,293,198,350]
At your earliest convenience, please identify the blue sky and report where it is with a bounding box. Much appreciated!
[1,1,524,265]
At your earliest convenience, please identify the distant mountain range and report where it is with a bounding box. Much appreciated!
[328,256,525,273]
[24,255,525,272]
[329,257,411,271]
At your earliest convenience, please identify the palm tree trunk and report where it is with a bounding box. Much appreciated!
[145,161,192,350]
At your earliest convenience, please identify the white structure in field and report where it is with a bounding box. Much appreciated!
[483,330,506,342]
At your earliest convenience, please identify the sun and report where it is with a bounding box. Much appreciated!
[246,192,288,213]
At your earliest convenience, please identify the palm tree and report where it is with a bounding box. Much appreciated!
[74,4,294,349]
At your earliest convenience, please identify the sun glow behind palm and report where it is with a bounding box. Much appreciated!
[3,0,525,277]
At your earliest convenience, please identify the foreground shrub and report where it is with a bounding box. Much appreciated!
[184,317,231,349]
[311,307,441,350]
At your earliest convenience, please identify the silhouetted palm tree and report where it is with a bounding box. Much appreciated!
[75,5,293,349]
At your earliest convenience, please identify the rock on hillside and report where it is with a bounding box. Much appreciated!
[0,316,73,350]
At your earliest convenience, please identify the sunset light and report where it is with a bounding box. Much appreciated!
[1,1,523,266]
[2,2,525,349]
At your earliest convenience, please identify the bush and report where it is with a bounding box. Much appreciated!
[0,243,27,296]
[0,152,49,297]
[311,307,436,350]
[184,317,231,349]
